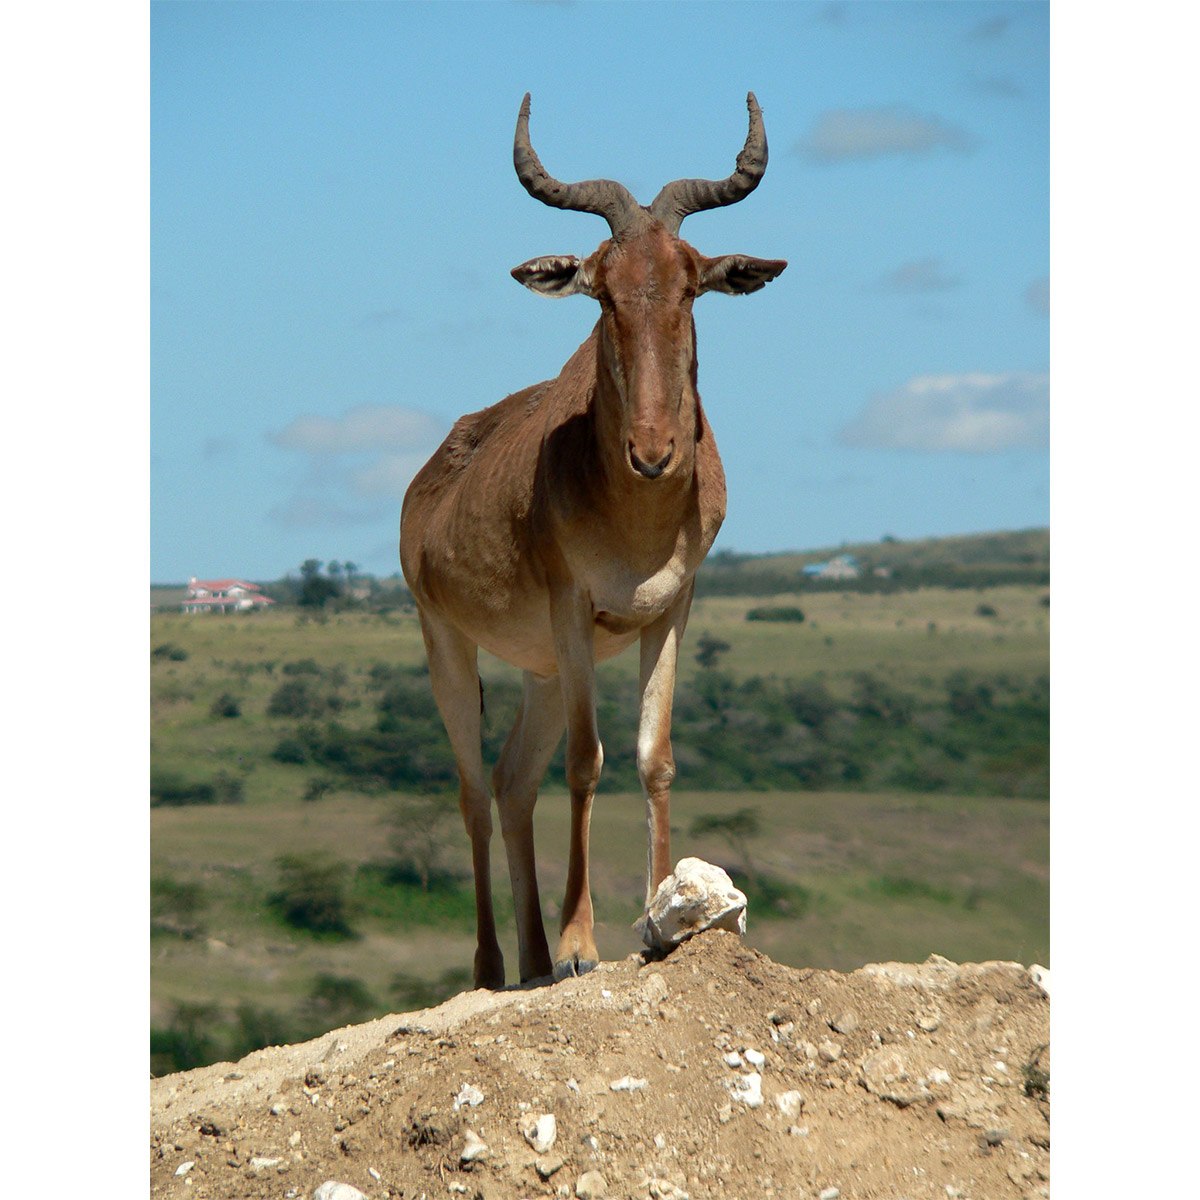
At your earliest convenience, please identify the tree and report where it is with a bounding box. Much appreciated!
[297,559,342,608]
[690,806,763,885]
[694,631,731,670]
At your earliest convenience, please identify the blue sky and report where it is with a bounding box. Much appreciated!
[151,0,1049,583]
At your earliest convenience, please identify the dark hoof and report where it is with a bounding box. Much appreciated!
[553,955,598,982]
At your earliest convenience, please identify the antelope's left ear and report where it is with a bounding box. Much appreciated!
[699,255,788,296]
[511,255,597,298]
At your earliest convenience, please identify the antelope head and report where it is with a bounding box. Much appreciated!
[511,93,787,483]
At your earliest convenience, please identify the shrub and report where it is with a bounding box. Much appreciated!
[975,603,998,618]
[300,973,376,1029]
[303,776,336,802]
[271,735,310,765]
[151,770,216,807]
[150,875,207,937]
[270,853,355,936]
[268,678,342,719]
[152,643,188,662]
[209,692,242,719]
[745,605,806,623]
[150,1001,219,1076]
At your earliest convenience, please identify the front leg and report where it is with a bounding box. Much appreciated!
[549,581,602,980]
[638,582,694,906]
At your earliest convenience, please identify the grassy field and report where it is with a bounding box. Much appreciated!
[150,578,1048,1072]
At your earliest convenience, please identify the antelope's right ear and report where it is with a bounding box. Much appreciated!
[511,255,596,298]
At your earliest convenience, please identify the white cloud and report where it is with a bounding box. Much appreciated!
[798,107,975,163]
[268,404,446,528]
[881,257,962,293]
[1025,276,1050,316]
[270,405,443,455]
[839,371,1049,453]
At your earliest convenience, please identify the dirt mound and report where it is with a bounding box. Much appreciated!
[150,931,1049,1199]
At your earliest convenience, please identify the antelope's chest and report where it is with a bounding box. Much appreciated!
[579,556,691,632]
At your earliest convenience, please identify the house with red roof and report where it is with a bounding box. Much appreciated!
[181,577,276,614]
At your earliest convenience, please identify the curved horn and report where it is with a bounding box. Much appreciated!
[514,93,647,238]
[649,92,769,234]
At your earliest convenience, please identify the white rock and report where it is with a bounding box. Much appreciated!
[454,1082,484,1110]
[461,1129,489,1163]
[775,1089,805,1120]
[636,858,747,950]
[174,1162,194,1177]
[610,1076,648,1092]
[928,1068,952,1086]
[727,1071,763,1108]
[819,1189,841,1200]
[576,1170,608,1199]
[744,1048,765,1068]
[722,1051,743,1068]
[250,1157,282,1170]
[312,1184,367,1200]
[1029,964,1050,995]
[523,1113,558,1153]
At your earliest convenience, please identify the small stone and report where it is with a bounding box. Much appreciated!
[830,1011,859,1035]
[367,1167,381,1181]
[523,1113,558,1153]
[610,1076,648,1092]
[789,1124,809,1137]
[288,1131,301,1147]
[653,1134,666,1149]
[861,1049,927,1107]
[454,1083,484,1110]
[744,1048,765,1068]
[461,1129,489,1163]
[928,1068,952,1086]
[806,999,822,1016]
[817,1040,842,1063]
[918,1014,941,1032]
[250,1157,282,1170]
[775,1090,805,1120]
[1029,964,1050,996]
[722,1051,743,1068]
[269,1103,286,1116]
[819,1189,840,1200]
[312,1184,367,1200]
[537,1156,565,1180]
[727,1071,763,1108]
[636,858,747,950]
[576,1169,608,1199]
[174,1162,194,1177]
[984,1128,1008,1146]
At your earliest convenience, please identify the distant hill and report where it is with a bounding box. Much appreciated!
[150,529,1049,608]
[696,528,1049,597]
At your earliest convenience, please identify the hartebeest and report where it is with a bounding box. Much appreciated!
[400,93,786,988]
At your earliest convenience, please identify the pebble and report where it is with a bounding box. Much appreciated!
[722,1051,743,1068]
[744,1048,766,1068]
[537,1156,565,1180]
[775,1090,805,1120]
[817,1040,842,1063]
[460,1129,489,1163]
[454,1083,484,1110]
[819,1189,841,1200]
[653,1134,666,1149]
[523,1113,558,1153]
[610,1076,648,1092]
[918,1015,941,1032]
[174,1162,194,1177]
[576,1169,608,1199]
[312,1184,367,1200]
[830,1011,859,1035]
[928,1068,952,1086]
[287,1131,301,1147]
[250,1157,282,1170]
[727,1071,764,1108]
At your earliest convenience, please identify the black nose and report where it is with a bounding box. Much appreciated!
[629,444,673,479]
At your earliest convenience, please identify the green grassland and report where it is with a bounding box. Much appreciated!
[150,552,1049,1074]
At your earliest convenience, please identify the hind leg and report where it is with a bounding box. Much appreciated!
[416,607,504,990]
[492,671,564,982]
